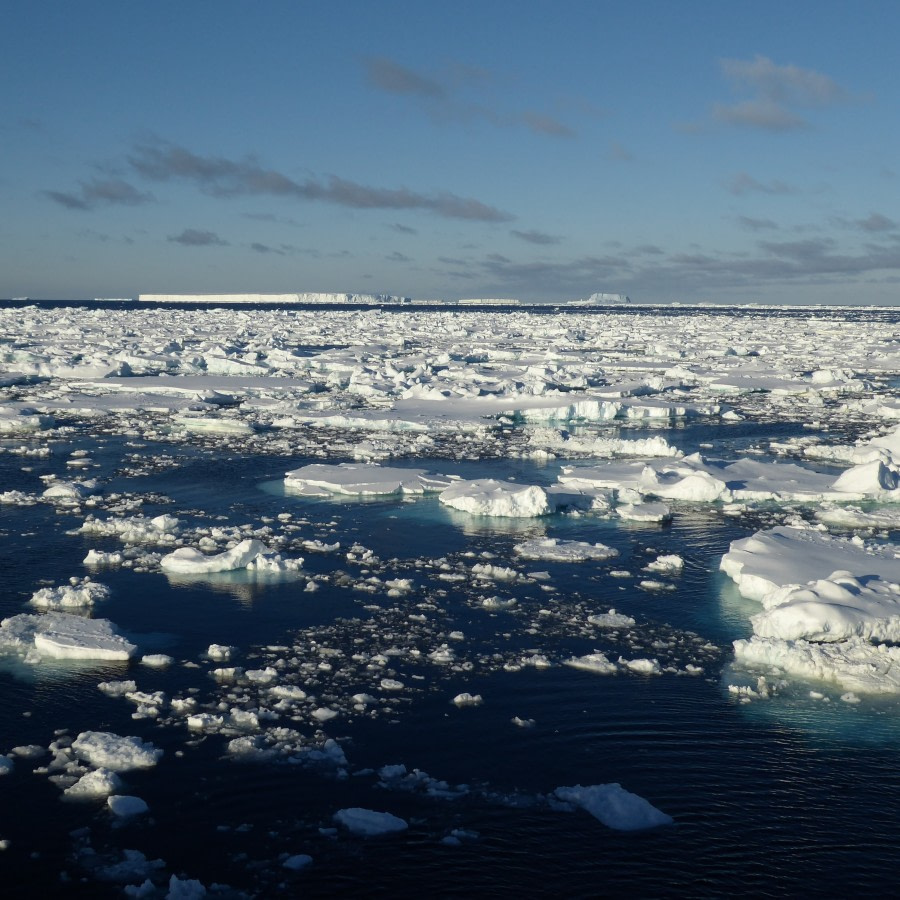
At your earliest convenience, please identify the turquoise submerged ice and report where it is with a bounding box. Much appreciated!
[1,301,900,895]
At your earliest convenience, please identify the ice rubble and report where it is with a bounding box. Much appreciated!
[513,537,619,562]
[30,577,110,610]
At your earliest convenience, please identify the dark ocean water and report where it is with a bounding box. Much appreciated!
[3,418,900,898]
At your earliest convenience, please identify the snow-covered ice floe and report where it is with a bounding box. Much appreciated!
[439,479,590,517]
[0,612,136,661]
[722,526,900,693]
[160,539,302,575]
[284,462,451,496]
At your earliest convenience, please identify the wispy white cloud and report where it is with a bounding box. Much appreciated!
[510,228,562,246]
[128,141,513,223]
[45,177,153,210]
[725,172,799,195]
[168,228,228,247]
[364,56,575,138]
[713,55,850,131]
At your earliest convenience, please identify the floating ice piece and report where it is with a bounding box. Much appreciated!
[554,783,673,830]
[41,480,98,502]
[749,573,900,643]
[564,652,618,674]
[804,422,900,466]
[283,854,313,870]
[107,795,149,818]
[0,405,52,433]
[617,502,671,523]
[451,692,483,707]
[334,807,409,836]
[815,504,900,530]
[587,609,636,628]
[206,644,234,661]
[513,538,619,562]
[78,513,181,544]
[98,680,137,697]
[141,654,173,667]
[645,554,684,574]
[720,526,900,602]
[173,413,254,434]
[0,612,136,661]
[440,479,587,517]
[160,538,301,574]
[63,767,123,800]
[30,578,110,610]
[71,731,163,772]
[639,465,730,502]
[733,635,900,694]
[618,657,663,675]
[831,460,899,496]
[564,454,879,505]
[285,462,450,496]
[526,429,682,459]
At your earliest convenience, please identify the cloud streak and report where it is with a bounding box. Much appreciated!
[45,177,153,210]
[364,56,575,138]
[129,142,512,222]
[510,228,562,246]
[713,55,850,131]
[168,228,228,247]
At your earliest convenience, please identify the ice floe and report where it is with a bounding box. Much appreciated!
[160,539,302,575]
[284,462,451,496]
[553,783,673,830]
[333,807,409,837]
[723,526,900,693]
[0,612,136,661]
[513,538,619,562]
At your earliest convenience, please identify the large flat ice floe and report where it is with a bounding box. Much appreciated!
[284,463,451,496]
[722,526,900,693]
[0,612,136,661]
[560,454,900,506]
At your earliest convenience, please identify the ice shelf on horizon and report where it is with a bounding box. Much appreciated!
[138,292,412,304]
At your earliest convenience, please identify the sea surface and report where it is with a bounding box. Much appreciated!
[1,302,899,897]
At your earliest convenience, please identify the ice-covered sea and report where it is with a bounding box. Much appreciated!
[1,301,900,897]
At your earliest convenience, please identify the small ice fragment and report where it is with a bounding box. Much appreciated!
[554,783,673,830]
[141,654,173,668]
[108,795,149,817]
[451,693,483,707]
[333,807,409,836]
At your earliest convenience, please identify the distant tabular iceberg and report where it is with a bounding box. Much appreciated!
[138,292,411,304]
[566,292,631,306]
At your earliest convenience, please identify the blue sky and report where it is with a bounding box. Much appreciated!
[3,1,899,303]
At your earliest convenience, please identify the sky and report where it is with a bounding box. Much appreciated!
[3,0,899,304]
